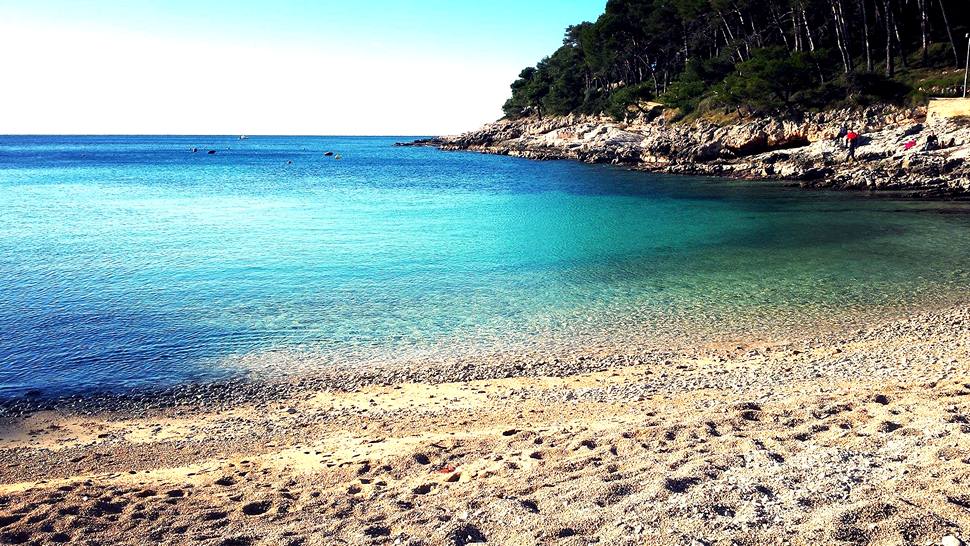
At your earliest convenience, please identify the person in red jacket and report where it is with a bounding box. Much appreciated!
[846,130,859,160]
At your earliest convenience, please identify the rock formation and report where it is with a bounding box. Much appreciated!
[405,106,970,198]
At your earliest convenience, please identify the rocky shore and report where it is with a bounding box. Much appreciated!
[0,304,968,545]
[406,105,970,198]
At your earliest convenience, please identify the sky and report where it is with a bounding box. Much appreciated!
[0,1,605,135]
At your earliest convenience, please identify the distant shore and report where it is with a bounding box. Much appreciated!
[405,104,970,199]
[1,303,968,544]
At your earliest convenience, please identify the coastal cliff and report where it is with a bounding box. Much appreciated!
[414,106,970,198]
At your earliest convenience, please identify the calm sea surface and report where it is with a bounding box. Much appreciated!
[2,135,969,397]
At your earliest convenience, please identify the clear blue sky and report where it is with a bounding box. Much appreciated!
[0,1,605,134]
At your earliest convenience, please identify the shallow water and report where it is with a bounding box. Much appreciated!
[1,135,969,397]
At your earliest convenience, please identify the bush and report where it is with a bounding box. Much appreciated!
[606,82,655,120]
[662,73,708,114]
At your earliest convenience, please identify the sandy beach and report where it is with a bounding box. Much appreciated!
[5,0,970,544]
[0,305,968,545]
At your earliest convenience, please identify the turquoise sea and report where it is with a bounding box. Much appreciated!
[2,135,969,397]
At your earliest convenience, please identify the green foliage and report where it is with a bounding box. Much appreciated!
[718,48,818,114]
[500,0,968,121]
[541,46,587,115]
[660,57,735,114]
[503,66,549,119]
[606,82,655,120]
[662,71,708,114]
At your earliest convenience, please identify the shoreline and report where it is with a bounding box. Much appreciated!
[3,295,968,419]
[0,303,968,544]
[404,105,970,199]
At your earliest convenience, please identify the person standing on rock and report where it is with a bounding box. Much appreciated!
[846,130,859,160]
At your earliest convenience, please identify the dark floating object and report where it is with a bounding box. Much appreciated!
[286,160,292,164]
[191,147,198,153]
[207,150,217,155]
[323,151,334,157]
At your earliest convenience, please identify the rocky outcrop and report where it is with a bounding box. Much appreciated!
[405,106,970,198]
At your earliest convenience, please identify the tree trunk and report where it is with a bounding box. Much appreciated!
[918,0,929,63]
[891,3,907,69]
[683,24,690,65]
[831,0,853,73]
[737,9,762,49]
[837,0,853,71]
[802,7,817,52]
[859,0,873,71]
[938,0,960,67]
[770,5,791,51]
[884,0,895,77]
[718,11,745,61]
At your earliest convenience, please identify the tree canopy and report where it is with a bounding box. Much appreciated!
[502,0,970,120]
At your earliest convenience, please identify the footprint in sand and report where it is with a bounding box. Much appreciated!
[57,506,80,516]
[1,531,30,544]
[87,499,126,517]
[878,421,903,433]
[446,523,486,546]
[363,525,390,537]
[241,500,272,516]
[413,453,431,465]
[664,477,699,494]
[202,510,229,521]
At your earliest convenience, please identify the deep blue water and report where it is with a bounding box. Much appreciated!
[2,135,970,398]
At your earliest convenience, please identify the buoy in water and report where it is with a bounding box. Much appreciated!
[207,150,216,155]
[323,151,334,157]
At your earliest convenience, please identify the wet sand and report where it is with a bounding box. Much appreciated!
[0,306,969,545]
